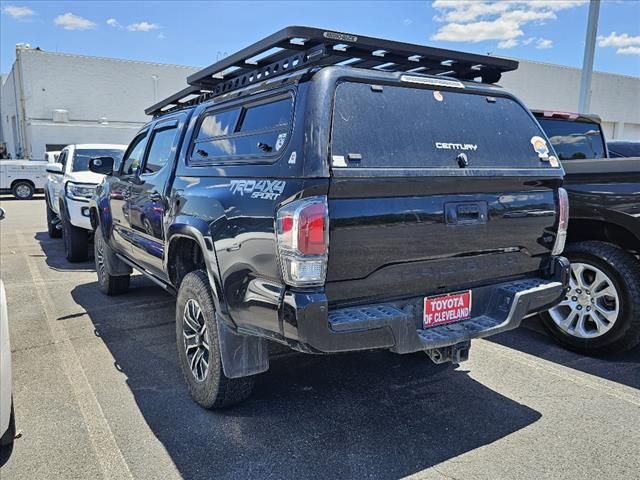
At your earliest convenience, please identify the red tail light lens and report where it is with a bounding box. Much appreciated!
[298,203,327,255]
[276,196,329,287]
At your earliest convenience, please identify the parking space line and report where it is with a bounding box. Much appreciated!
[22,233,134,480]
[476,340,640,407]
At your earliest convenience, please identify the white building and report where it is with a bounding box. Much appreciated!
[1,44,639,160]
[1,45,199,159]
[500,59,640,141]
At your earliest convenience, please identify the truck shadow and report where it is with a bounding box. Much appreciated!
[34,231,95,272]
[489,317,640,391]
[70,281,542,480]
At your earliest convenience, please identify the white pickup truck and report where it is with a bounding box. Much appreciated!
[45,144,126,262]
[0,159,48,199]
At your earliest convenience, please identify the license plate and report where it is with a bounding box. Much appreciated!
[423,291,472,328]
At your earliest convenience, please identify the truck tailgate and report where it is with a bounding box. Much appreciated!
[326,175,559,304]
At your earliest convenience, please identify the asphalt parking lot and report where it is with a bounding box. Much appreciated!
[0,197,638,480]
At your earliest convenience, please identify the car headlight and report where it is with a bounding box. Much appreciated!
[65,182,97,201]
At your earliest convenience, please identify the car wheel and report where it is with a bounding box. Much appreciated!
[0,399,16,458]
[61,213,89,262]
[541,241,640,355]
[46,201,62,238]
[94,226,130,295]
[11,181,34,200]
[176,270,254,409]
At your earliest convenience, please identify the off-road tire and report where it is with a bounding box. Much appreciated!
[176,270,254,409]
[46,200,62,238]
[11,181,34,200]
[61,213,89,262]
[541,241,640,355]
[94,225,130,295]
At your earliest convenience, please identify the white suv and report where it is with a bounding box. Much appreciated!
[45,144,126,262]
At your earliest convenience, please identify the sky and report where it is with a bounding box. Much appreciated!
[1,0,639,77]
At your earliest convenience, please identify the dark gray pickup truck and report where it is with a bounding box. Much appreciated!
[534,111,640,354]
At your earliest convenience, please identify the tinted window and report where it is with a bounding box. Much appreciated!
[144,126,178,174]
[607,141,640,158]
[332,83,553,168]
[58,150,68,169]
[197,109,240,140]
[72,148,125,172]
[193,130,286,160]
[537,118,605,160]
[240,98,292,132]
[192,95,293,163]
[121,134,149,176]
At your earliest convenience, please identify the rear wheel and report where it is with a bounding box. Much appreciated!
[94,226,130,295]
[46,201,62,238]
[61,213,89,262]
[11,181,34,200]
[176,270,254,409]
[541,241,640,354]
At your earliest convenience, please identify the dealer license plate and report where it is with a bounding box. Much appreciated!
[423,291,472,328]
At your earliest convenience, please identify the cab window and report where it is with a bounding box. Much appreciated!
[143,126,179,174]
[121,133,149,176]
[537,119,606,160]
[190,94,293,163]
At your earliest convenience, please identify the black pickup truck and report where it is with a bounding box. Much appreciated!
[534,111,640,354]
[88,27,569,408]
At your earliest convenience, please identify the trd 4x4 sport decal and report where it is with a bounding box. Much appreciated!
[229,179,286,200]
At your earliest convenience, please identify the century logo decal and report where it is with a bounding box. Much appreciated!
[435,142,478,151]
[229,179,286,200]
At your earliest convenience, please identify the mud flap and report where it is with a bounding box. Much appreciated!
[216,315,269,378]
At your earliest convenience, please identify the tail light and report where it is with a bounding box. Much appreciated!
[276,196,329,287]
[552,187,569,255]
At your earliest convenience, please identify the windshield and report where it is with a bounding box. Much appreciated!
[537,118,606,160]
[331,82,554,169]
[72,148,125,172]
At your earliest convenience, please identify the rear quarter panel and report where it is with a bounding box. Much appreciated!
[170,93,328,337]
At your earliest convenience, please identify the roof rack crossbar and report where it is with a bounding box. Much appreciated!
[147,26,518,117]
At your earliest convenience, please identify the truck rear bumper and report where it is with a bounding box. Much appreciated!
[281,256,569,354]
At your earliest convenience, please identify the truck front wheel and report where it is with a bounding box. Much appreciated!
[176,270,254,409]
[541,241,640,354]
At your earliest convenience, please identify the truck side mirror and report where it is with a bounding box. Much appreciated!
[89,157,115,176]
[46,163,63,175]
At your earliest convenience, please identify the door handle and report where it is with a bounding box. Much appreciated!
[149,191,162,202]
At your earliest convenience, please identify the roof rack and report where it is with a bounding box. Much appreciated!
[146,26,518,117]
